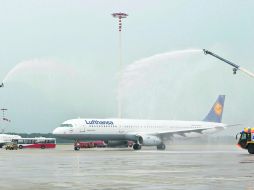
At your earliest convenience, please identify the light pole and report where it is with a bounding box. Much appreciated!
[112,12,128,118]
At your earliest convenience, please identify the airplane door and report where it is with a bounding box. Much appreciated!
[80,125,85,133]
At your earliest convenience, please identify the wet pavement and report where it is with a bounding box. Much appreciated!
[0,144,253,190]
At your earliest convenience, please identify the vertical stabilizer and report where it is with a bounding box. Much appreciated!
[203,95,225,123]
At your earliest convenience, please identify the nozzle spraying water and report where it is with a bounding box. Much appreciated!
[203,49,209,55]
[203,49,254,78]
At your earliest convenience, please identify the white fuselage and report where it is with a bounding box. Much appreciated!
[53,118,225,142]
[52,95,226,150]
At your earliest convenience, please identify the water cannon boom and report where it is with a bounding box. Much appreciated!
[203,49,254,78]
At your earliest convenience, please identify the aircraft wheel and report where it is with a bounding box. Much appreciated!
[133,144,141,150]
[248,144,254,154]
[157,143,166,150]
[74,146,80,151]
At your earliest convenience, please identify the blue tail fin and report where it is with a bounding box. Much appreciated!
[203,95,225,123]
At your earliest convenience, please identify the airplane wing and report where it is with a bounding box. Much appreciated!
[224,124,241,128]
[125,126,226,142]
[150,126,226,139]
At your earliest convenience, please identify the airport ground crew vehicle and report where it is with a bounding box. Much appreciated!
[74,140,106,151]
[236,128,254,154]
[4,142,18,150]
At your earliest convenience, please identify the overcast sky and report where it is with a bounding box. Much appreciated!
[0,0,253,133]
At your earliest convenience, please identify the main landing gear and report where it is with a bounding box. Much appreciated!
[157,143,166,150]
[133,143,166,150]
[133,143,142,150]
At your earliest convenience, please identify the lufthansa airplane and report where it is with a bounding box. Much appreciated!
[53,95,227,150]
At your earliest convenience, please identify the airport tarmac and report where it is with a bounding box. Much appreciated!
[0,144,253,190]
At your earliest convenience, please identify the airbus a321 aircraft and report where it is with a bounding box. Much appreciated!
[53,95,227,150]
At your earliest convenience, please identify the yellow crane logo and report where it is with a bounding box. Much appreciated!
[214,103,223,116]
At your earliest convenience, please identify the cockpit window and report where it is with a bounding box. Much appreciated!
[60,124,73,127]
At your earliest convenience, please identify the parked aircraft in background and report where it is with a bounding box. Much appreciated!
[0,134,21,148]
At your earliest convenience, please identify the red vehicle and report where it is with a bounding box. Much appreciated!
[74,140,106,150]
[12,137,56,149]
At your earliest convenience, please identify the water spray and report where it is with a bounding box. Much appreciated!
[118,49,203,118]
[112,12,128,118]
[203,49,254,78]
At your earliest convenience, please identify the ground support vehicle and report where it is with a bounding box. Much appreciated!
[4,142,18,150]
[236,128,254,154]
[74,140,106,150]
[12,137,56,149]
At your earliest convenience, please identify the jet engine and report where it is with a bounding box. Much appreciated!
[136,135,162,146]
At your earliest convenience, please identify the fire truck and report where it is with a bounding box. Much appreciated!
[74,140,106,150]
[236,128,254,154]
